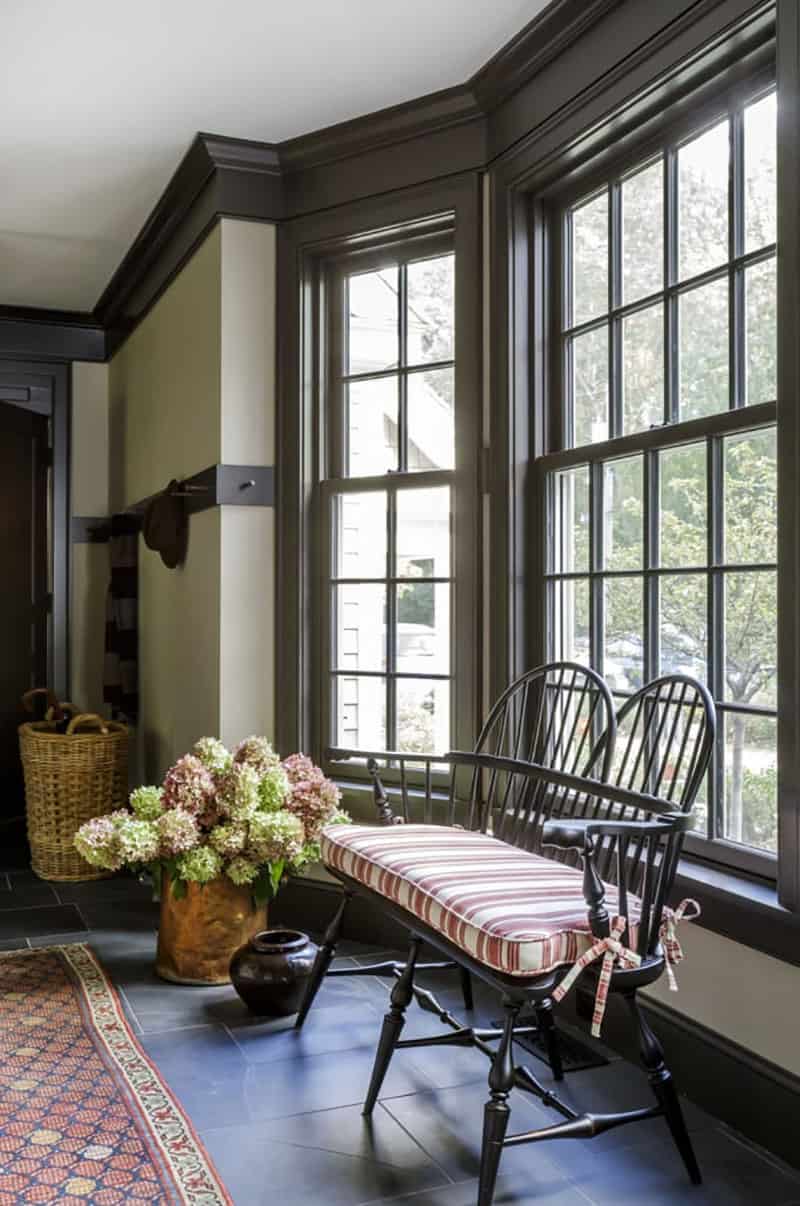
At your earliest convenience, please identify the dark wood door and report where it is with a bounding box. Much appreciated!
[0,400,49,820]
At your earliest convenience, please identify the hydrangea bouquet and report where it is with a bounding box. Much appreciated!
[74,737,348,905]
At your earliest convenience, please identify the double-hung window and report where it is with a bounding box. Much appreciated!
[542,84,777,875]
[319,230,466,766]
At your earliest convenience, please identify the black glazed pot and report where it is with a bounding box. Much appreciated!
[229,929,318,1017]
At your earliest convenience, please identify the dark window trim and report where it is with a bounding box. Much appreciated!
[0,360,70,699]
[276,175,482,767]
[487,8,794,914]
[541,73,778,879]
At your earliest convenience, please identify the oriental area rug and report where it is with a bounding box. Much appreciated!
[0,944,230,1205]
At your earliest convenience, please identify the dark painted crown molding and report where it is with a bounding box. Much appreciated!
[0,304,105,363]
[470,0,623,110]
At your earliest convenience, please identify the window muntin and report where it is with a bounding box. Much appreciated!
[325,244,457,760]
[562,92,777,448]
[343,253,455,476]
[547,86,777,871]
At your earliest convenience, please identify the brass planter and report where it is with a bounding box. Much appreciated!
[155,872,267,985]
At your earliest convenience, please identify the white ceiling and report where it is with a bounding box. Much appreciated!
[2,0,548,312]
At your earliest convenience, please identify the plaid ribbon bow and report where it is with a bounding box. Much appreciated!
[662,897,701,991]
[552,915,641,1037]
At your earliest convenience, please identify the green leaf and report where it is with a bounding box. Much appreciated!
[252,866,272,908]
[171,877,187,901]
[269,859,285,897]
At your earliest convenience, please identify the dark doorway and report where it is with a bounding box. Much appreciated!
[0,398,50,821]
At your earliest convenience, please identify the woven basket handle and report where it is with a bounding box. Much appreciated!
[66,713,109,736]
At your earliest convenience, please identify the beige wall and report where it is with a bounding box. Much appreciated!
[107,217,276,780]
[109,225,222,511]
[70,362,110,715]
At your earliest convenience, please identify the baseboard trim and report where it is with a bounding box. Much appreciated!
[279,872,800,1171]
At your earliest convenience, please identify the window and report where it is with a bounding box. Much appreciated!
[543,86,777,874]
[321,234,461,762]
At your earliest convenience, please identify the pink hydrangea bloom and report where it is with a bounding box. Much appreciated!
[233,735,280,776]
[161,755,215,817]
[158,808,200,856]
[282,752,341,842]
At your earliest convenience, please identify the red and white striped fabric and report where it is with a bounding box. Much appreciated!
[321,823,667,979]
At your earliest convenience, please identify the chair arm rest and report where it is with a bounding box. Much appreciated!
[542,815,687,853]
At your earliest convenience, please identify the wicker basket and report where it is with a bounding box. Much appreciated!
[19,713,129,882]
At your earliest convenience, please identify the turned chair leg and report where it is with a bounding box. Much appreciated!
[363,936,422,1116]
[295,890,352,1029]
[478,999,521,1206]
[626,991,701,1185]
[459,964,474,1011]
[534,998,564,1081]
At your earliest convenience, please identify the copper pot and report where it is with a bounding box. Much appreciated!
[155,872,267,985]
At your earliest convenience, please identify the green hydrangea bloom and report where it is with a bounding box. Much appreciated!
[247,809,305,864]
[209,821,247,857]
[116,816,160,865]
[176,846,223,884]
[226,856,259,886]
[129,785,164,822]
[193,737,232,776]
[218,764,260,822]
[257,765,289,813]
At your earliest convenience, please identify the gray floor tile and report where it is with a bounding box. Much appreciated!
[0,902,86,939]
[0,936,29,950]
[0,871,59,909]
[201,1108,449,1206]
[368,1173,592,1205]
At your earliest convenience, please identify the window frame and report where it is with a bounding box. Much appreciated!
[295,211,481,785]
[537,71,778,880]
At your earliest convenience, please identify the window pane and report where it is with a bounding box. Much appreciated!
[678,119,729,281]
[603,456,643,571]
[397,679,450,755]
[550,578,590,665]
[347,378,398,476]
[723,711,776,853]
[396,488,450,578]
[745,258,777,405]
[551,466,590,574]
[724,428,776,564]
[570,325,609,446]
[334,492,386,578]
[679,278,729,419]
[660,574,707,683]
[724,571,776,708]
[622,160,663,304]
[622,303,664,433]
[347,268,399,375]
[333,585,386,671]
[604,577,643,692]
[406,255,455,365]
[660,442,707,568]
[407,369,454,470]
[396,582,449,674]
[334,675,386,750]
[745,92,777,253]
[570,192,608,325]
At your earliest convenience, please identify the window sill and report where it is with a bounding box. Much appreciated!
[673,856,800,968]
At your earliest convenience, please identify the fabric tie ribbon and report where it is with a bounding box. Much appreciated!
[552,915,641,1037]
[661,897,701,991]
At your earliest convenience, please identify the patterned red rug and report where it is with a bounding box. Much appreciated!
[0,944,231,1205]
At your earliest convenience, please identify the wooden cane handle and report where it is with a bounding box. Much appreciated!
[66,713,109,736]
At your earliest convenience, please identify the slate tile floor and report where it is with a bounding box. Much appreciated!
[3,867,800,1206]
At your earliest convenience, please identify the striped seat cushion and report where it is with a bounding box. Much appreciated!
[320,823,646,978]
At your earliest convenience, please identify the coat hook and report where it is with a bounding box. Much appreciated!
[239,479,256,491]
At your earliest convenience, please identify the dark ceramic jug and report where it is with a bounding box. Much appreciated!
[229,929,318,1017]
